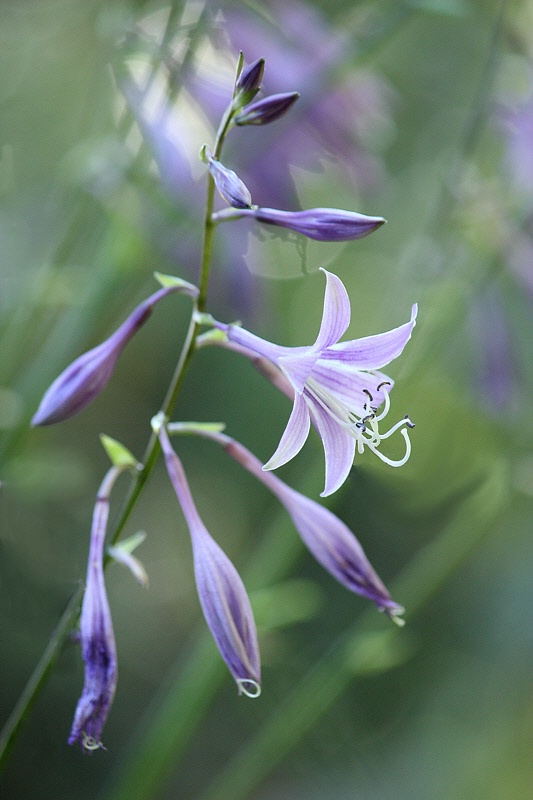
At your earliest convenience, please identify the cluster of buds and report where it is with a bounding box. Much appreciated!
[30,53,417,751]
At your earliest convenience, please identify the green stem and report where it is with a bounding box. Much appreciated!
[0,587,84,767]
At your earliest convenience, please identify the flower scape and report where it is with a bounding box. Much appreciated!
[30,53,417,750]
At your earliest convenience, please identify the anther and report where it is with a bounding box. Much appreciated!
[377,381,392,391]
[363,389,374,402]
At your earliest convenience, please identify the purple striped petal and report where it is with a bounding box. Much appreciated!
[324,304,417,369]
[263,392,310,471]
[306,395,356,497]
[312,268,351,351]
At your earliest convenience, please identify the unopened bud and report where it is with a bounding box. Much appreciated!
[234,57,265,106]
[234,92,299,126]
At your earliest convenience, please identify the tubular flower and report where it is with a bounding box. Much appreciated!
[68,467,121,751]
[211,206,385,242]
[205,432,403,622]
[32,281,197,426]
[157,422,261,697]
[217,268,417,496]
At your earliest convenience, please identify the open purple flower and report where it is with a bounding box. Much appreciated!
[217,268,417,496]
[157,422,261,697]
[32,280,197,426]
[68,467,120,750]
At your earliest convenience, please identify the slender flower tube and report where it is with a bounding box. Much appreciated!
[234,91,300,126]
[211,206,385,242]
[215,268,417,496]
[156,422,261,697]
[32,281,198,426]
[68,466,122,750]
[168,426,404,623]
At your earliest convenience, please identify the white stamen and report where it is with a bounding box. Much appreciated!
[305,378,413,468]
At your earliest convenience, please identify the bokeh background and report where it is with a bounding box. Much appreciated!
[2,0,533,798]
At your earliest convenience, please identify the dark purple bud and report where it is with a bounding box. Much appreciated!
[32,282,197,426]
[68,467,121,750]
[234,92,300,126]
[234,57,265,106]
[252,206,385,241]
[208,157,252,209]
[157,423,261,696]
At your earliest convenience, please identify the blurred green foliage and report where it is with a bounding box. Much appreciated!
[2,1,533,799]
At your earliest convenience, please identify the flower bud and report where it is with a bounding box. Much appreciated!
[157,423,261,696]
[234,57,265,106]
[68,466,122,750]
[234,92,299,126]
[222,438,404,623]
[208,156,252,209]
[32,283,196,426]
[252,206,385,241]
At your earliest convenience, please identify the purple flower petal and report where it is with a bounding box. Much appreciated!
[312,268,351,351]
[306,397,356,497]
[324,304,418,369]
[263,392,311,471]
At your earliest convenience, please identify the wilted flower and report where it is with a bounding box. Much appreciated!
[68,467,121,750]
[156,421,261,696]
[234,92,300,126]
[216,268,417,496]
[202,147,252,209]
[32,281,197,426]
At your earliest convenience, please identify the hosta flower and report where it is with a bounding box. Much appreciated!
[157,422,261,697]
[68,467,121,750]
[217,268,417,496]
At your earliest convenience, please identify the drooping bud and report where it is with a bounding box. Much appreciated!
[68,466,122,751]
[234,92,299,126]
[31,281,197,426]
[190,431,404,624]
[155,421,261,696]
[234,57,265,107]
[252,206,385,241]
